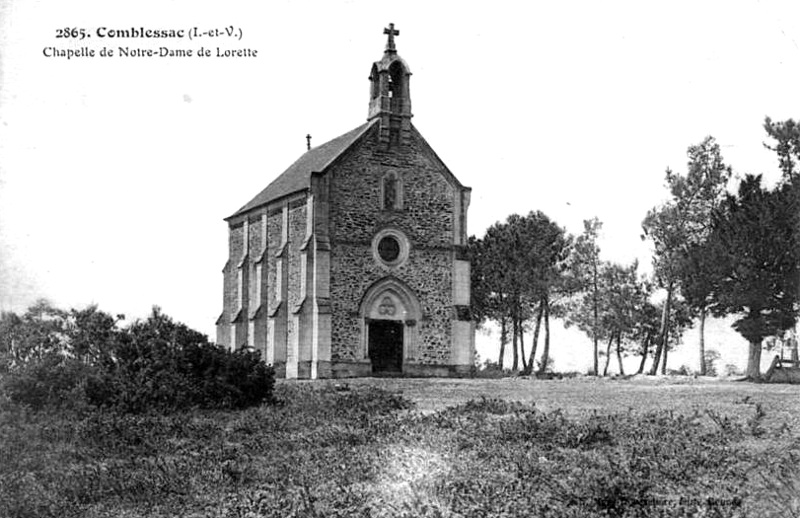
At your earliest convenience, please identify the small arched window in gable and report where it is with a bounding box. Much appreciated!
[381,172,402,211]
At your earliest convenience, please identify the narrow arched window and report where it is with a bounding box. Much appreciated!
[383,174,397,210]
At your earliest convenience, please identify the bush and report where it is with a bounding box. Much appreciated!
[724,363,744,377]
[536,355,555,374]
[668,364,692,376]
[704,349,721,376]
[0,304,275,413]
[95,343,275,413]
[2,352,101,411]
[473,360,511,378]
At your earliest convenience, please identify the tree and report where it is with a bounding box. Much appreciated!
[567,259,652,377]
[471,212,570,373]
[678,240,725,374]
[633,299,660,374]
[564,218,603,375]
[704,349,721,377]
[598,261,648,376]
[762,115,800,368]
[469,231,512,369]
[501,214,535,372]
[68,305,124,367]
[631,294,692,375]
[1,299,69,365]
[518,212,570,376]
[763,117,800,180]
[706,175,799,379]
[0,311,23,373]
[489,216,534,371]
[642,136,731,374]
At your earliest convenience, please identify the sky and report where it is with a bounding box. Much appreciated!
[1,0,799,373]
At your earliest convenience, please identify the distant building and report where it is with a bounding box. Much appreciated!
[216,24,474,378]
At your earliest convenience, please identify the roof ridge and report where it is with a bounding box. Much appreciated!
[227,120,377,219]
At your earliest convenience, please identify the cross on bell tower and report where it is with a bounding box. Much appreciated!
[368,23,413,147]
[384,23,399,53]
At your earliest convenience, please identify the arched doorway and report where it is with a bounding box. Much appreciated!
[359,277,422,374]
[369,318,403,372]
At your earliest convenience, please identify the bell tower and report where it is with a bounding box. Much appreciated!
[368,23,413,146]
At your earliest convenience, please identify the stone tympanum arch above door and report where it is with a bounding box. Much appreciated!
[358,276,422,368]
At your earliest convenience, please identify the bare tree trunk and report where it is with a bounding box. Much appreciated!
[592,264,599,376]
[649,283,673,375]
[616,332,625,376]
[637,333,651,374]
[525,301,544,375]
[660,284,674,375]
[538,297,551,375]
[603,333,614,376]
[512,314,519,371]
[498,317,507,369]
[519,317,528,372]
[746,339,763,380]
[650,336,662,376]
[698,306,707,375]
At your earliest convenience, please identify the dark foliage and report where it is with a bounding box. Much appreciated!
[1,303,275,413]
[701,174,799,379]
[469,212,571,372]
[1,353,104,411]
[763,116,800,179]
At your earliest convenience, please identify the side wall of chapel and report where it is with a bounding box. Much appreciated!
[218,194,316,379]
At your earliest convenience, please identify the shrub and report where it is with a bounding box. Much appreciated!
[2,352,101,411]
[668,364,692,376]
[87,308,276,412]
[724,363,744,377]
[536,355,555,374]
[474,360,511,378]
[0,304,275,413]
[704,349,721,376]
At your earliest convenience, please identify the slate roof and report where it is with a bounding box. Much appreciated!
[228,120,377,219]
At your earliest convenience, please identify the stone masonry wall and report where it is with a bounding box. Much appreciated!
[266,211,282,313]
[247,216,263,312]
[330,245,452,362]
[329,125,456,364]
[286,203,307,348]
[223,223,245,321]
[331,132,454,247]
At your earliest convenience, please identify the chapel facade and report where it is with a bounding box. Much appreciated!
[216,24,474,378]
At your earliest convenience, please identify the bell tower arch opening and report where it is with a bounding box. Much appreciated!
[388,60,406,99]
[369,64,380,100]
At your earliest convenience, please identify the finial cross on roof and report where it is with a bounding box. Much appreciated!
[384,23,399,52]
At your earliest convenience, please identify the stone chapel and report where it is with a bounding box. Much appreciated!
[216,24,474,378]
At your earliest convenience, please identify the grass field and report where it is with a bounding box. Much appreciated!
[2,376,799,517]
[340,375,800,415]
